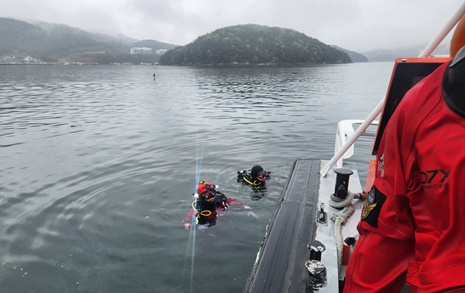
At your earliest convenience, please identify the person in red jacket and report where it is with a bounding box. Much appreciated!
[344,46,465,293]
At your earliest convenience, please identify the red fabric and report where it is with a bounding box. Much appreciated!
[344,62,465,292]
[197,182,214,195]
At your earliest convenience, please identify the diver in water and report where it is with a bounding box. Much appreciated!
[182,180,258,230]
[237,165,270,191]
[193,181,229,227]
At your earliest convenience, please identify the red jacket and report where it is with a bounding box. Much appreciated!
[344,62,465,292]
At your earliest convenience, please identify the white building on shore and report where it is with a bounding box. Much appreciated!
[130,47,152,54]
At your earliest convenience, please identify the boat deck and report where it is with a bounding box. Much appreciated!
[244,158,363,293]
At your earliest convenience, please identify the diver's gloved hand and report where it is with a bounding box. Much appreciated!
[221,195,230,211]
[213,193,229,210]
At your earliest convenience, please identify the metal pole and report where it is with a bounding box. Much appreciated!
[419,1,465,58]
[321,2,465,177]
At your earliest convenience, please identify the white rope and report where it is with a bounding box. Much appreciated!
[328,190,355,209]
[330,191,355,267]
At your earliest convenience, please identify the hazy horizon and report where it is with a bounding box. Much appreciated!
[2,0,464,53]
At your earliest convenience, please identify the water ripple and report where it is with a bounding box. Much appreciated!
[0,63,393,292]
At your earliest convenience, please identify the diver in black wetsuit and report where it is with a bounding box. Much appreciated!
[237,165,270,191]
[194,181,229,227]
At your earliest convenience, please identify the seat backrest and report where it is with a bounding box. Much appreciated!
[372,57,450,155]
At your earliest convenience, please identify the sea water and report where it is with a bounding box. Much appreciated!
[0,62,392,292]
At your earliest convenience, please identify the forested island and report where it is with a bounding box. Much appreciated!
[159,24,352,66]
[1,18,362,65]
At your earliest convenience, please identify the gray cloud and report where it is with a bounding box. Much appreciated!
[1,0,463,52]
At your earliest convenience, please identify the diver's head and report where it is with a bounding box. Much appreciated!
[197,181,216,199]
[251,165,267,182]
[442,45,465,117]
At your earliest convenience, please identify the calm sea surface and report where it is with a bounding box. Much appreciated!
[0,63,392,293]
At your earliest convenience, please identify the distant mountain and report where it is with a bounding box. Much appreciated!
[4,17,446,65]
[361,44,450,62]
[361,49,420,62]
[331,46,368,62]
[0,17,177,63]
[159,24,352,66]
[133,39,176,50]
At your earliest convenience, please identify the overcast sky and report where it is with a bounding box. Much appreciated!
[1,0,464,52]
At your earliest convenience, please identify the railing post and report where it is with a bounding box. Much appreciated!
[320,99,384,177]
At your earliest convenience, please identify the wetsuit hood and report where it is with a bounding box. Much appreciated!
[250,165,264,180]
[197,182,215,195]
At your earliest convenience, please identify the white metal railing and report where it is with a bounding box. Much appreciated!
[320,3,465,177]
[320,99,383,177]
[333,119,379,169]
[419,1,465,58]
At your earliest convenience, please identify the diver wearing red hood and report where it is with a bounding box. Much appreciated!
[193,181,229,227]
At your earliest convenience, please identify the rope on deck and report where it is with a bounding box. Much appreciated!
[330,191,355,267]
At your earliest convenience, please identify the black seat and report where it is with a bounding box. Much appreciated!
[372,57,450,155]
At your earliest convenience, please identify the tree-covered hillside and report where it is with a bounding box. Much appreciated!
[0,18,177,63]
[1,18,129,58]
[159,24,351,65]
